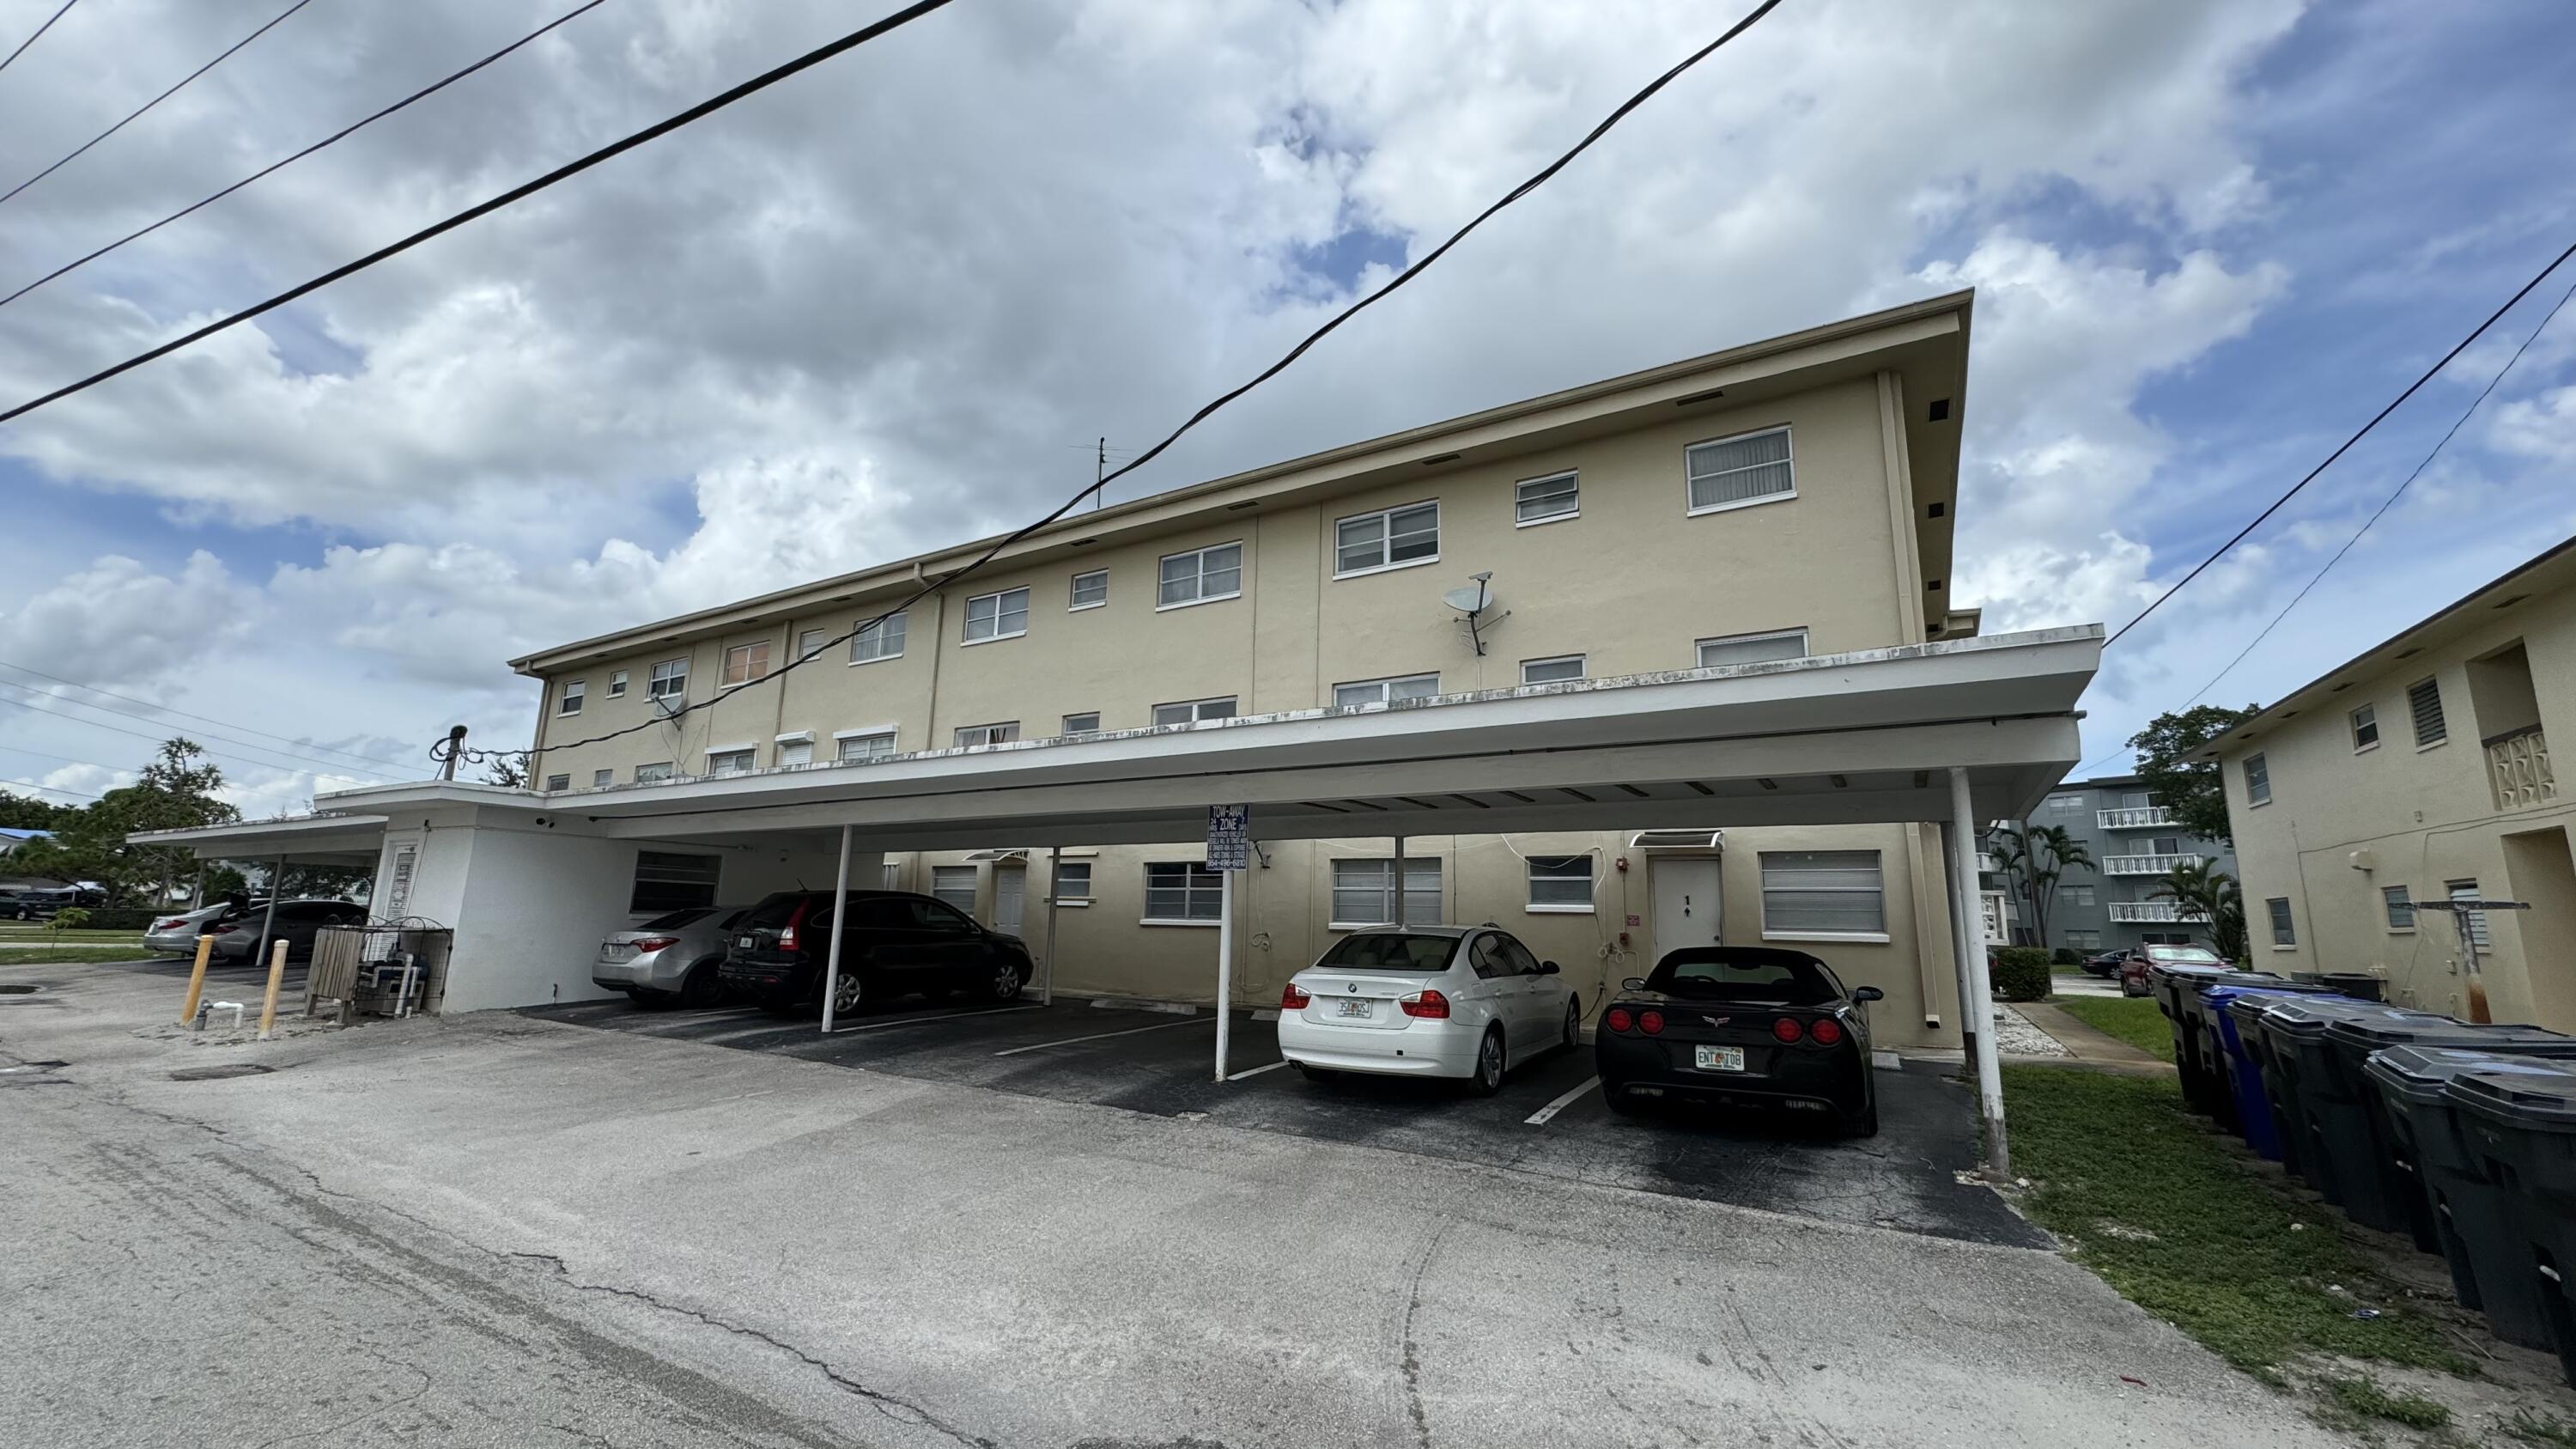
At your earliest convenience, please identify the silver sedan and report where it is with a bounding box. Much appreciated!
[592,904,752,1008]
[143,900,261,957]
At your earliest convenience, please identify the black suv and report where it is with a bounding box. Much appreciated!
[720,889,1034,1016]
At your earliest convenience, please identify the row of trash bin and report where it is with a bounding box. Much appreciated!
[2148,962,2576,1384]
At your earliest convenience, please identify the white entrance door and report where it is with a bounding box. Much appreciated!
[1651,857,1722,956]
[993,866,1026,937]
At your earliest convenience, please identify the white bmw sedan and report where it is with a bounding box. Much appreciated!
[1277,925,1583,1095]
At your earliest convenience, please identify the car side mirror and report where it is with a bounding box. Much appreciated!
[1622,977,1648,992]
[1539,960,1560,975]
[1852,986,1885,1004]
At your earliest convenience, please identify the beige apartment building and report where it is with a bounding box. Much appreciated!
[2205,538,2575,1030]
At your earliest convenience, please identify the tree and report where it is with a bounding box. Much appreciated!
[2129,703,2261,843]
[0,790,75,831]
[2150,858,2250,960]
[1993,822,2096,950]
[480,755,527,788]
[7,740,240,904]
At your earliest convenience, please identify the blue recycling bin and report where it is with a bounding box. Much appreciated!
[2203,984,2333,1159]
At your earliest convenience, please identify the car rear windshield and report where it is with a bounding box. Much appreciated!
[1315,934,1461,972]
[738,893,812,929]
[1648,953,1837,1005]
[2145,947,2222,964]
[638,907,714,930]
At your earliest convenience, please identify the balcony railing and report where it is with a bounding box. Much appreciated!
[2488,725,2556,812]
[2104,852,2207,876]
[2108,900,2209,923]
[1974,852,2000,874]
[2098,805,2176,830]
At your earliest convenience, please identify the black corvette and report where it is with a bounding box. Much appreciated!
[1594,946,1882,1136]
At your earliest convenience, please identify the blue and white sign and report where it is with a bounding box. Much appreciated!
[1206,804,1250,872]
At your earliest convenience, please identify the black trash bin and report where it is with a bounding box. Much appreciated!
[2337,1020,2576,1251]
[2370,1047,2576,1351]
[2151,965,2284,1116]
[2197,983,2337,1140]
[2260,997,2443,1218]
[2320,972,2385,1002]
[2448,1055,2576,1387]
[2179,974,2331,1123]
[2230,992,2323,1178]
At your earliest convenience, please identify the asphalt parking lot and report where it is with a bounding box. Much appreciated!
[530,991,2042,1247]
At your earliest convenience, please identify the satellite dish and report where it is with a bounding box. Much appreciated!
[1443,581,1493,614]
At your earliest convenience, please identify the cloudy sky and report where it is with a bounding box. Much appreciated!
[2,0,2573,818]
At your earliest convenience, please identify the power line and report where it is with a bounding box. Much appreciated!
[1,0,617,311]
[0,658,416,771]
[0,0,318,210]
[0,0,963,425]
[0,0,81,79]
[2108,236,2576,648]
[2170,266,2576,710]
[0,777,104,801]
[0,687,399,782]
[524,0,1789,767]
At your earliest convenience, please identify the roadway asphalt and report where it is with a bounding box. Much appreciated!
[0,954,2367,1448]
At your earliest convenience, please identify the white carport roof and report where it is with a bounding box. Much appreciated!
[139,625,2098,858]
[139,811,392,866]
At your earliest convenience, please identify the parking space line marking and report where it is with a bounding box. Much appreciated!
[993,1017,1213,1056]
[1224,1060,1290,1081]
[827,1005,1045,1034]
[1524,1076,1600,1126]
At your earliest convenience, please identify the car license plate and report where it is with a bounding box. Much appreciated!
[600,944,635,962]
[1694,1045,1744,1072]
[1336,999,1374,1020]
[737,936,756,950]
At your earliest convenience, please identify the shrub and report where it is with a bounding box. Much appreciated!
[2051,947,2081,966]
[75,907,161,930]
[1990,946,2054,1002]
[47,906,91,933]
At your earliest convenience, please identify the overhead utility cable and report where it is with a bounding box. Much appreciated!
[0,0,82,79]
[0,657,418,771]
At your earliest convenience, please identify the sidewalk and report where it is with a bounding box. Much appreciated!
[2014,1000,2177,1077]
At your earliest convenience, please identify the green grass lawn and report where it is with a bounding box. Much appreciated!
[2049,995,2175,1062]
[0,945,167,965]
[0,925,156,945]
[2003,1062,2468,1381]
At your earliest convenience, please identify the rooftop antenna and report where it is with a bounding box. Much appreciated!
[1444,572,1510,656]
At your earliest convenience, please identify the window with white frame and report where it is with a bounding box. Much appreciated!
[544,773,570,792]
[1334,501,1440,576]
[796,629,829,661]
[1520,654,1585,685]
[1759,850,1886,938]
[1062,712,1101,736]
[777,739,813,768]
[963,588,1030,643]
[635,761,674,783]
[1696,628,1807,670]
[1514,470,1578,525]
[1526,855,1593,911]
[1157,543,1242,608]
[630,850,720,913]
[2350,703,2379,752]
[2064,928,2102,951]
[708,748,755,777]
[557,679,585,715]
[1144,861,1224,922]
[1330,858,1441,927]
[1334,673,1438,708]
[722,641,771,685]
[592,768,613,788]
[2061,884,2095,907]
[837,730,896,763]
[954,721,1019,747]
[1151,697,1236,727]
[1686,426,1794,513]
[2243,752,2270,807]
[647,659,688,701]
[1069,569,1109,610]
[2044,792,2088,815]
[1053,860,1092,904]
[931,866,977,916]
[850,612,905,663]
[2409,678,2447,746]
[606,669,628,698]
[2266,896,2295,947]
[2447,880,2492,949]
[2383,885,2415,931]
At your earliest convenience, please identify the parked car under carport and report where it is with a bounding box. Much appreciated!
[592,904,751,1008]
[205,900,368,965]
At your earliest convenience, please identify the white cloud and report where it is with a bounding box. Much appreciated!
[2489,384,2576,465]
[0,551,262,688]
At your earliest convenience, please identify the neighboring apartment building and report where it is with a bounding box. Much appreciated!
[135,294,2103,1050]
[2205,537,2575,1030]
[2003,775,2239,955]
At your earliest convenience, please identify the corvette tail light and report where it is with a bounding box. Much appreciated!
[1808,1017,1844,1047]
[629,936,679,953]
[1638,1009,1665,1036]
[1281,982,1311,1009]
[1400,989,1451,1020]
[1771,1016,1804,1044]
[1605,1006,1635,1033]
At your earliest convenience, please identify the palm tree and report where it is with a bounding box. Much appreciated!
[1994,823,2096,949]
[2154,861,2248,961]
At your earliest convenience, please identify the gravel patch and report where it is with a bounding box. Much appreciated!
[1994,1003,2069,1056]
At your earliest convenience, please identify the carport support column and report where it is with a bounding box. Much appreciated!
[1392,835,1406,928]
[1947,767,2008,1178]
[1212,868,1236,1081]
[255,855,283,963]
[1040,846,1060,1008]
[819,825,853,1034]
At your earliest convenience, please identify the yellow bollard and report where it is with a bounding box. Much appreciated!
[257,938,289,1040]
[179,934,216,1026]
